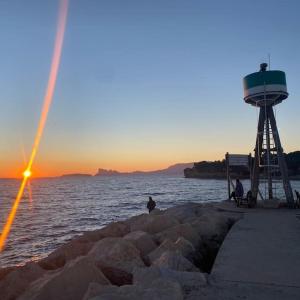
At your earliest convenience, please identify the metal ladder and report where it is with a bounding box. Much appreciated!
[259,119,281,200]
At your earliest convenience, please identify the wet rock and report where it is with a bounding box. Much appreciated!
[123,231,157,257]
[128,214,179,234]
[20,256,110,300]
[152,251,200,272]
[0,262,44,300]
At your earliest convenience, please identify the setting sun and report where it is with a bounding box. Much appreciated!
[23,170,32,178]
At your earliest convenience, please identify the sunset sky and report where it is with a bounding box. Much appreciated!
[0,0,300,178]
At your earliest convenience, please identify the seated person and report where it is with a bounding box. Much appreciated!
[235,179,244,199]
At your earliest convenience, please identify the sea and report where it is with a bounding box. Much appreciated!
[0,175,299,268]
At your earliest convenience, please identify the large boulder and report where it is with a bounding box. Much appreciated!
[78,221,130,243]
[189,212,230,244]
[38,239,93,270]
[148,238,196,264]
[187,212,233,271]
[152,251,199,272]
[88,237,145,285]
[0,266,16,281]
[149,208,163,215]
[83,282,107,300]
[128,214,179,234]
[123,231,157,257]
[19,256,110,300]
[163,203,201,222]
[38,221,130,270]
[87,278,183,300]
[0,262,44,300]
[133,266,207,294]
[155,223,201,248]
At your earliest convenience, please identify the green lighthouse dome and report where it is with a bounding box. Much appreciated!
[243,64,288,106]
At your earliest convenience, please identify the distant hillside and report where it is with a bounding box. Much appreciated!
[184,160,249,179]
[61,173,92,178]
[285,151,300,177]
[95,163,194,176]
[184,151,300,179]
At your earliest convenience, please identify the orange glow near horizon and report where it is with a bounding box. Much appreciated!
[0,0,69,251]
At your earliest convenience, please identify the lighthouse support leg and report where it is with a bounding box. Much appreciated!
[268,107,294,206]
[251,108,265,200]
[265,108,273,199]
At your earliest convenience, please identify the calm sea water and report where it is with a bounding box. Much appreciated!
[0,175,299,268]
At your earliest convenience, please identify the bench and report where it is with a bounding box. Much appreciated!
[236,191,257,208]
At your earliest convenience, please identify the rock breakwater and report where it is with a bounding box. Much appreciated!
[0,202,240,300]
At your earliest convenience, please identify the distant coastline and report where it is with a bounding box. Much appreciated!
[184,151,300,180]
[94,163,194,177]
[2,152,299,180]
[60,173,93,178]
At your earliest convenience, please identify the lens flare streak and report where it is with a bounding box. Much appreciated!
[0,0,69,251]
[21,142,33,203]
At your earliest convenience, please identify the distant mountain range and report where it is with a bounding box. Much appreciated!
[55,152,300,179]
[95,163,194,176]
[60,163,194,178]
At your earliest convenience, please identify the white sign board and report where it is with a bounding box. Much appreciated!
[228,154,249,166]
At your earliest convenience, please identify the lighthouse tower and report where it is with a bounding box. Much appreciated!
[243,63,294,206]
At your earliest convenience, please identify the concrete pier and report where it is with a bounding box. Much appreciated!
[188,206,300,299]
